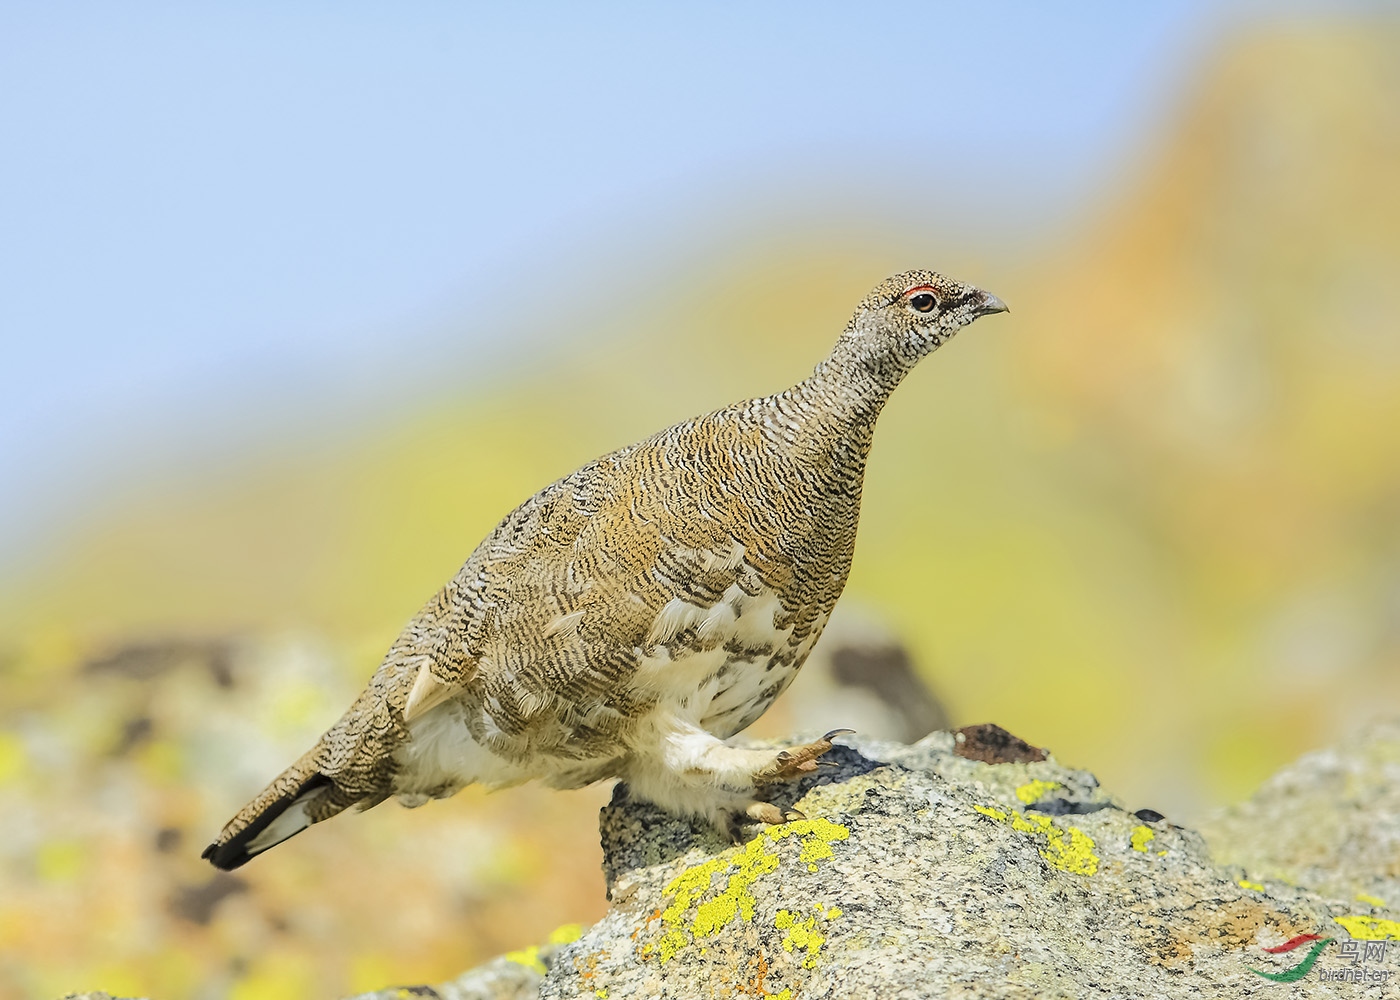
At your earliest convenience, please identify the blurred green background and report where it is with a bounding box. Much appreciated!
[2,5,1398,999]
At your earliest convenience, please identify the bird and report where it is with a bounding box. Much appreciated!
[203,268,1008,870]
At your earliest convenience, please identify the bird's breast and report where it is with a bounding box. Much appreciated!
[632,581,828,739]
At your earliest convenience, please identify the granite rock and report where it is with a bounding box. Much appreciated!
[358,723,1400,999]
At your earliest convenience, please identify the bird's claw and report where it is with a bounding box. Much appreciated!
[752,728,854,784]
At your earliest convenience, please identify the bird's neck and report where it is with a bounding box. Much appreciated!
[800,346,913,426]
[765,357,906,476]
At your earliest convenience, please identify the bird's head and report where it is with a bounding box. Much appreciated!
[824,269,1008,386]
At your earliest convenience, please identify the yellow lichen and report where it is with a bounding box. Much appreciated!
[1129,825,1155,853]
[228,953,312,1000]
[1356,893,1386,907]
[1238,879,1265,892]
[973,803,1099,876]
[1015,779,1060,805]
[548,923,583,945]
[654,929,690,964]
[136,739,183,782]
[36,840,87,883]
[649,817,850,963]
[1044,825,1098,876]
[1335,915,1400,940]
[502,922,583,973]
[0,731,25,785]
[503,944,545,975]
[774,902,843,969]
[774,816,848,871]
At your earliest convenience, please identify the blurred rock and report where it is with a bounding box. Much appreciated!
[780,603,950,744]
[7,631,609,1000]
[1199,718,1400,909]
[361,723,1400,999]
[167,872,249,926]
[83,637,240,689]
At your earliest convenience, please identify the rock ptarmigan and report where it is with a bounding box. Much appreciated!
[204,268,1007,869]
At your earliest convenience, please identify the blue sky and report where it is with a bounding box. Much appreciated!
[0,2,1287,563]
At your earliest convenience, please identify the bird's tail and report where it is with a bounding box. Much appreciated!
[202,748,349,870]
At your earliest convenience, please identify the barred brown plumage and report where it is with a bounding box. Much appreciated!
[203,268,1008,870]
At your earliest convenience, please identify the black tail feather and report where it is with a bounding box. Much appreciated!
[202,773,331,870]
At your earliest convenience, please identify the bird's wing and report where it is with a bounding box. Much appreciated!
[388,426,794,753]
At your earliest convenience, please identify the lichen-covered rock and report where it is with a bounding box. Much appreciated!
[359,726,1400,999]
[1199,718,1400,942]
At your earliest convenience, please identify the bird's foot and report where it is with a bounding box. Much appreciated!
[751,729,854,784]
[723,800,808,843]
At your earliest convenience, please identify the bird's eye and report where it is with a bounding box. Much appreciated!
[909,292,938,313]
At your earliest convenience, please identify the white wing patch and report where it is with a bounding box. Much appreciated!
[647,598,711,645]
[543,609,586,640]
[403,659,459,723]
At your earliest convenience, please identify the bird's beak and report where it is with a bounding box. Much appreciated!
[975,290,1009,316]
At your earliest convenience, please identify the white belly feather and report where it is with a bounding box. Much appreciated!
[393,573,823,803]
